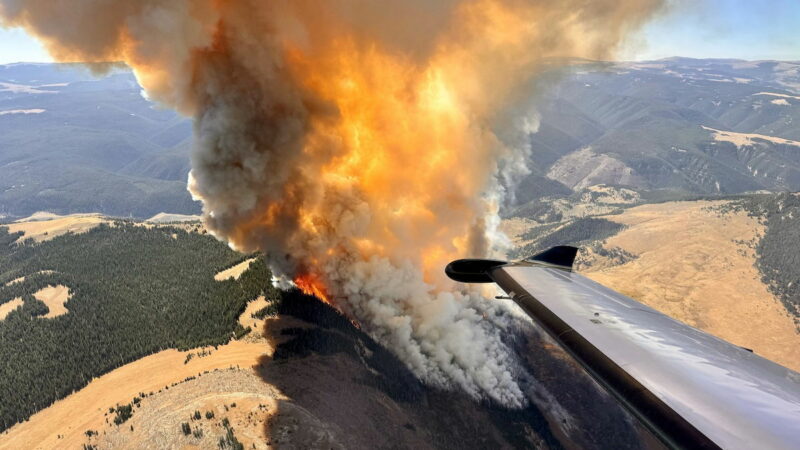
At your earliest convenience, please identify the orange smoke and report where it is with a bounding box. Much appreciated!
[288,38,491,287]
[0,0,664,289]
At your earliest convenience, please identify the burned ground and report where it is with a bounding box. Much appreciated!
[257,290,659,449]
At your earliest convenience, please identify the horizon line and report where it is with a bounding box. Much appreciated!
[2,56,800,67]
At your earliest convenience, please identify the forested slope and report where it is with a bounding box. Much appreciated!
[508,217,625,259]
[726,193,800,323]
[0,223,273,431]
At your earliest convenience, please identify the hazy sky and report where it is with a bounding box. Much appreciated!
[0,0,798,64]
[0,27,51,64]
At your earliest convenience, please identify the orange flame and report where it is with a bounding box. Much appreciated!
[294,273,331,304]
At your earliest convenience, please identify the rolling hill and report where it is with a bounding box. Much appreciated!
[511,58,800,215]
[4,59,800,220]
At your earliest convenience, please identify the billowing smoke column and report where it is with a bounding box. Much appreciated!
[1,0,662,406]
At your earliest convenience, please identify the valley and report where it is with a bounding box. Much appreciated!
[0,64,196,219]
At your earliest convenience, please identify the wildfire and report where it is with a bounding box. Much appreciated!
[294,273,331,304]
[2,0,665,407]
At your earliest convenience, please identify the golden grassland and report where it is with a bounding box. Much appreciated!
[32,285,71,318]
[4,276,25,286]
[0,299,277,450]
[238,296,271,334]
[581,201,800,372]
[702,125,800,148]
[3,271,55,287]
[7,213,107,243]
[498,217,538,246]
[215,258,257,281]
[0,298,23,321]
[1,284,70,321]
[94,368,281,449]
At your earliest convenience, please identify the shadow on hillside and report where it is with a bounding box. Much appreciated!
[253,289,661,449]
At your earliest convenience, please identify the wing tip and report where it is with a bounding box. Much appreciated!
[528,245,579,269]
[444,258,507,283]
[445,246,579,283]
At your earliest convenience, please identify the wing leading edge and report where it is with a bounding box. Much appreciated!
[447,246,800,450]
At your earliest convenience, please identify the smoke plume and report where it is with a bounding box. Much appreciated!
[1,0,663,406]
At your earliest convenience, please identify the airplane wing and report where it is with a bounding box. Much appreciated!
[446,246,800,450]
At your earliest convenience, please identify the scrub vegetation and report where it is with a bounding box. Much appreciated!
[509,217,625,259]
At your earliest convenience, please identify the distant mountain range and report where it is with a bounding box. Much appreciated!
[513,58,800,214]
[0,63,196,218]
[2,59,800,219]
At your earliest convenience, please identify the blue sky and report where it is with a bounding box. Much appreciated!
[0,0,798,64]
[629,0,800,61]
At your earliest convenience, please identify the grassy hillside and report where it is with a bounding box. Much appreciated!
[506,196,800,372]
[512,190,800,327]
[0,224,274,431]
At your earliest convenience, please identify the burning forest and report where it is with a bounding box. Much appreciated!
[0,0,664,407]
